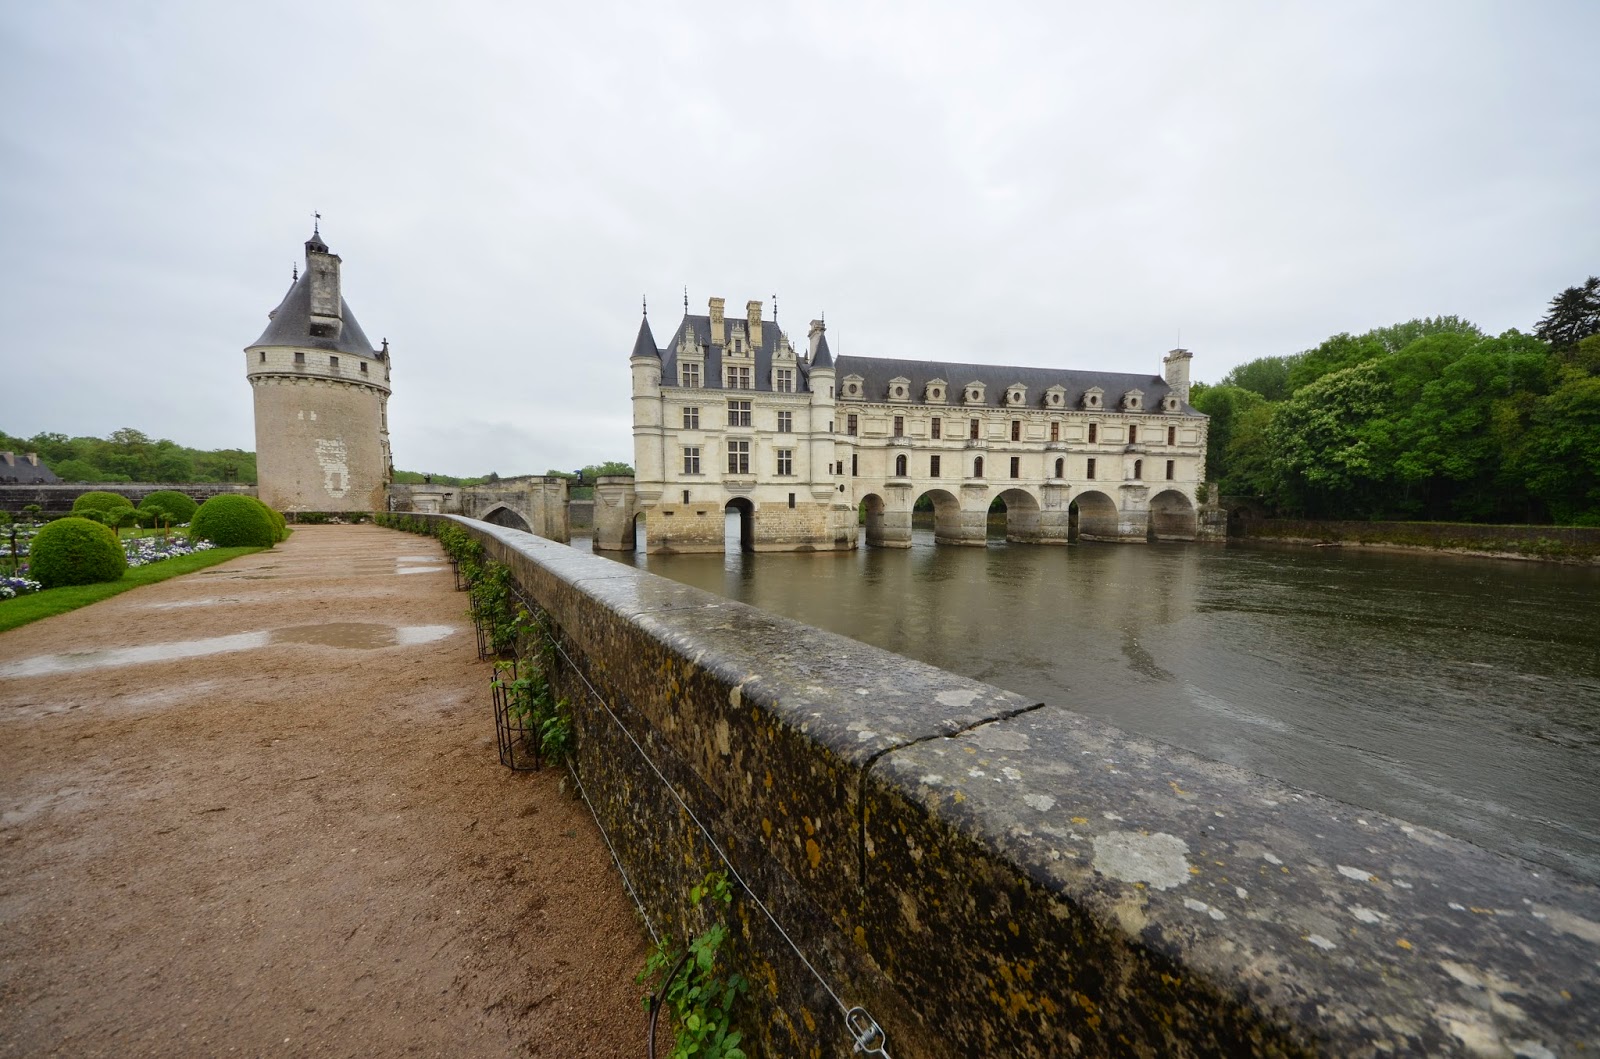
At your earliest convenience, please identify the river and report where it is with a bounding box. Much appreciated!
[579,522,1600,883]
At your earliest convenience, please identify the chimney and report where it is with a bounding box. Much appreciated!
[708,297,726,346]
[808,318,826,359]
[746,300,763,347]
[306,241,344,340]
[0,452,14,468]
[1163,348,1193,405]
[25,452,40,466]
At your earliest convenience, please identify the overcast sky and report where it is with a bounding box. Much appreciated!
[2,1,1595,477]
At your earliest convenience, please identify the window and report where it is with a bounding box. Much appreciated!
[1010,456,1020,478]
[727,400,751,427]
[1011,420,1021,441]
[895,454,908,476]
[727,440,750,474]
[829,420,834,433]
[258,351,266,363]
[847,414,858,436]
[683,490,690,504]
[683,406,700,429]
[788,492,796,509]
[777,449,794,475]
[359,361,368,374]
[725,365,752,389]
[931,418,941,440]
[682,447,701,474]
[775,368,794,392]
[777,411,792,433]
[294,351,305,365]
[308,323,333,338]
[1054,457,1064,478]
[893,415,905,437]
[851,454,858,477]
[1166,460,1175,480]
[329,356,339,372]
[930,455,941,477]
[1129,425,1138,444]
[829,385,834,398]
[1087,458,1096,480]
[1050,422,1059,442]
[974,456,984,477]
[1088,423,1098,443]
[680,362,701,388]
[1167,426,1176,445]
[1133,459,1143,479]
[969,418,980,440]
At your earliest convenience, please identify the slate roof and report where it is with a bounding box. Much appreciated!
[631,315,659,360]
[0,452,60,484]
[250,271,378,357]
[654,314,807,393]
[833,355,1201,415]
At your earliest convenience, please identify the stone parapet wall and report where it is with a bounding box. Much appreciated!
[413,513,1600,1057]
[0,482,256,517]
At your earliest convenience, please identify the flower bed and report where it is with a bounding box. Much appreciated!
[1,575,43,600]
[124,535,212,567]
[0,526,210,597]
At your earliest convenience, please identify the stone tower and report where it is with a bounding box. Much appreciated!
[246,225,393,512]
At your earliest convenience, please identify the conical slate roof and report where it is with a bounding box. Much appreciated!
[810,332,834,369]
[631,315,659,359]
[251,271,378,357]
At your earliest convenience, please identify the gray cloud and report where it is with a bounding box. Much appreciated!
[2,0,1595,475]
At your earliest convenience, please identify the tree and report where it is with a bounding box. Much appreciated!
[1534,276,1600,351]
[1219,356,1296,402]
[1269,361,1389,516]
[52,458,101,482]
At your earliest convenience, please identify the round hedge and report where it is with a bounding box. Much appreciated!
[30,516,128,588]
[245,497,289,542]
[72,490,134,519]
[138,490,197,525]
[189,495,277,548]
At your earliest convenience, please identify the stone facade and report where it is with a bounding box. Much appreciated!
[626,297,1209,552]
[246,227,393,513]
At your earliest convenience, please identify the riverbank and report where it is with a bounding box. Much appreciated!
[1236,517,1600,563]
[0,525,645,1057]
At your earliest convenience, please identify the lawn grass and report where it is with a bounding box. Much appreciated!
[0,546,263,633]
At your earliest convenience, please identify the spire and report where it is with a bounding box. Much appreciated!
[631,314,659,360]
[811,331,834,369]
[305,211,328,254]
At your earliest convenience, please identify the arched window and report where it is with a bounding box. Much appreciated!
[895,454,908,477]
[974,456,984,478]
[1054,457,1064,478]
[1133,459,1143,480]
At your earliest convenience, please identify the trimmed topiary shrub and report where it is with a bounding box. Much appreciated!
[189,495,277,548]
[138,490,198,525]
[29,516,128,588]
[72,490,134,520]
[244,497,289,541]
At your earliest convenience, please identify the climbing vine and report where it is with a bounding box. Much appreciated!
[640,872,748,1059]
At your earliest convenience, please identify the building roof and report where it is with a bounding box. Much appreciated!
[658,313,804,393]
[250,271,378,357]
[0,452,60,484]
[811,332,834,370]
[631,315,659,360]
[833,355,1201,415]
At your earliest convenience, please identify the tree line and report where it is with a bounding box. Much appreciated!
[1192,276,1600,525]
[0,427,258,485]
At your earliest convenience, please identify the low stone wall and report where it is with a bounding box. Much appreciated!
[568,499,594,531]
[0,482,257,517]
[1239,518,1600,562]
[415,514,1600,1057]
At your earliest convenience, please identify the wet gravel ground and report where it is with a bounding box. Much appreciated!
[0,525,648,1057]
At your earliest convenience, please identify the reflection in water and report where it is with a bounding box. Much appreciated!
[583,529,1600,882]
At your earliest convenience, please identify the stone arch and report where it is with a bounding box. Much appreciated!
[632,510,647,553]
[725,497,755,553]
[912,487,965,544]
[992,486,1043,543]
[480,504,531,533]
[1069,489,1119,542]
[1149,489,1197,540]
[859,492,900,549]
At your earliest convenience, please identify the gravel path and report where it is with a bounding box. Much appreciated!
[0,524,647,1057]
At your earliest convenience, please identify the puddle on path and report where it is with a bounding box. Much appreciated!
[397,566,448,575]
[0,624,456,678]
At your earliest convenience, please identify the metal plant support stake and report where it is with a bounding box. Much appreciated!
[491,658,540,771]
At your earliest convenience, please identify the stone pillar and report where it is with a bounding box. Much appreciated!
[1117,483,1151,542]
[537,476,570,543]
[1024,483,1072,544]
[592,475,638,551]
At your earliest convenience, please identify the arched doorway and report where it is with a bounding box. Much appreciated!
[1149,489,1197,540]
[993,487,1042,543]
[481,504,532,533]
[632,510,647,553]
[912,488,964,544]
[725,497,754,553]
[1070,490,1119,541]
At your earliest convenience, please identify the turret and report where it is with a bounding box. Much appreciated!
[630,307,665,490]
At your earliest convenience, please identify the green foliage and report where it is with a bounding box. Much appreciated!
[29,516,127,588]
[138,490,198,525]
[245,497,289,541]
[72,490,134,518]
[1534,276,1600,351]
[640,872,748,1059]
[0,426,256,484]
[189,495,278,548]
[1218,356,1296,402]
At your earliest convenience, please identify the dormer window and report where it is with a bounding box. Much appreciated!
[888,375,911,401]
[963,382,986,405]
[1005,385,1027,407]
[842,374,864,397]
[1045,385,1066,408]
[308,323,334,338]
[1162,394,1180,412]
[925,378,947,403]
[1122,390,1144,411]
[1082,387,1103,410]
